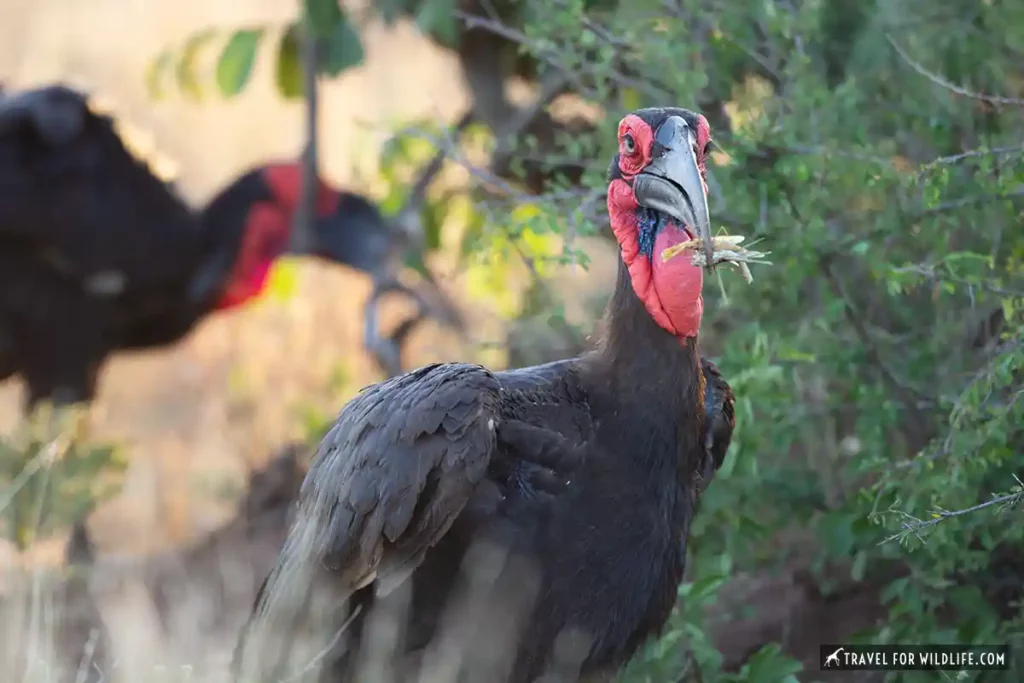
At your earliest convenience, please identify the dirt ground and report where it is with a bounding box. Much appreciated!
[0,0,617,561]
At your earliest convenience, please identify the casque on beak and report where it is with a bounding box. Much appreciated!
[631,115,713,267]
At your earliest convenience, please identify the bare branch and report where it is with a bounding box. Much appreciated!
[454,10,669,102]
[291,19,321,254]
[491,70,571,175]
[894,337,1024,472]
[878,489,1023,546]
[886,35,1024,107]
[396,110,475,225]
[917,144,1024,177]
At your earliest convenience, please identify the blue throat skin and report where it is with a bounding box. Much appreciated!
[637,207,669,258]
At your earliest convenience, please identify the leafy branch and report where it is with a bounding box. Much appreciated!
[148,0,365,101]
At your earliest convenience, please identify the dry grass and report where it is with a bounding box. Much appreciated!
[1,445,306,683]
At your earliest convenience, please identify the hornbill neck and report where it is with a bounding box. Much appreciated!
[183,170,284,312]
[590,260,705,483]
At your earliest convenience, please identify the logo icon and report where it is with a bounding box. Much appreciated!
[824,647,845,668]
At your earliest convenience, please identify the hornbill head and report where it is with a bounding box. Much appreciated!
[212,162,466,378]
[606,107,714,339]
[0,84,87,146]
[210,164,396,311]
[0,85,91,229]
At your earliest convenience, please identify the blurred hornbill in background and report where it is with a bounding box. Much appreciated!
[0,84,463,410]
[234,107,735,683]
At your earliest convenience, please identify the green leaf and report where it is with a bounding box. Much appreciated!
[275,25,304,99]
[303,0,343,38]
[175,28,218,102]
[743,643,803,683]
[320,12,365,77]
[415,0,458,48]
[684,573,727,602]
[146,49,176,100]
[216,29,264,97]
[851,550,868,581]
[424,202,445,251]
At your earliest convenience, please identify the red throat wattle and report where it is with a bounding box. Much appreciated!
[213,163,342,312]
[608,113,711,340]
[214,203,291,311]
[608,182,704,338]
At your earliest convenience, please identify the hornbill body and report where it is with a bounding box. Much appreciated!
[0,84,455,409]
[234,107,735,682]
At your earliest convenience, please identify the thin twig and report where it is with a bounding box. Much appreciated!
[917,144,1024,177]
[894,337,1024,472]
[886,35,1024,107]
[491,70,571,173]
[878,490,1023,545]
[395,111,476,230]
[455,10,670,102]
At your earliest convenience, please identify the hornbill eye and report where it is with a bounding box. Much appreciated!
[622,133,636,155]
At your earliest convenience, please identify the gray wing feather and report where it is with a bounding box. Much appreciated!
[297,362,502,592]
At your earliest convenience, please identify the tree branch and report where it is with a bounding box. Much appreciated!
[916,144,1024,178]
[291,18,321,254]
[878,488,1023,546]
[886,35,1024,107]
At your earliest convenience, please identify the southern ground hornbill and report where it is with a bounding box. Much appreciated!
[233,107,736,683]
[0,84,461,410]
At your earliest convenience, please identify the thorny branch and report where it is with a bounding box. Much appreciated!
[454,10,671,103]
[916,144,1024,178]
[886,35,1024,107]
[891,263,1024,299]
[894,337,1024,472]
[878,485,1024,546]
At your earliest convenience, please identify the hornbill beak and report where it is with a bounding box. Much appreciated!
[631,115,713,267]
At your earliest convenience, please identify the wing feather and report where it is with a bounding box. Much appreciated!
[296,362,502,593]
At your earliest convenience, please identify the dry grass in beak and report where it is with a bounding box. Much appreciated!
[661,235,771,283]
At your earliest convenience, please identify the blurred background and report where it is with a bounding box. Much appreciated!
[0,0,1021,681]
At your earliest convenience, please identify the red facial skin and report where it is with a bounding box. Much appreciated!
[607,113,711,340]
[214,164,342,311]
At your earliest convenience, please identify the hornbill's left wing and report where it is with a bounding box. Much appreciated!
[699,357,735,493]
[235,363,505,681]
